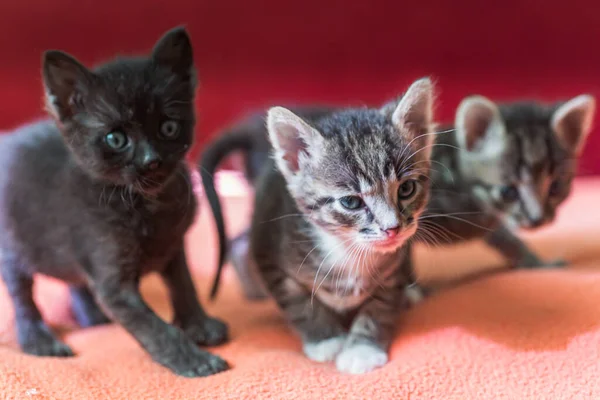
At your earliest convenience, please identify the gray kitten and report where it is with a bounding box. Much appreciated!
[247,78,435,374]
[421,94,595,268]
[200,93,594,301]
[0,27,229,377]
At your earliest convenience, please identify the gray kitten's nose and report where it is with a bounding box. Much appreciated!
[528,217,544,228]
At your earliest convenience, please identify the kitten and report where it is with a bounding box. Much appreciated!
[0,27,229,377]
[422,95,595,268]
[247,78,435,374]
[200,94,594,301]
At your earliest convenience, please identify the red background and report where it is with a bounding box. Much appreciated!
[0,0,598,174]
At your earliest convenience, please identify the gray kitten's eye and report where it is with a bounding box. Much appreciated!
[160,120,180,139]
[104,131,129,151]
[398,180,417,200]
[500,185,519,202]
[339,196,364,210]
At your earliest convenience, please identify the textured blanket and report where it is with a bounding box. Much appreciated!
[1,173,599,399]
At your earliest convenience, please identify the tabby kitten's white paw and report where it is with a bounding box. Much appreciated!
[303,336,346,362]
[335,344,388,374]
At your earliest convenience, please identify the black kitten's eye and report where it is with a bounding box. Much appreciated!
[500,185,519,202]
[339,196,364,210]
[160,120,180,139]
[398,180,417,200]
[104,131,129,151]
[548,180,562,197]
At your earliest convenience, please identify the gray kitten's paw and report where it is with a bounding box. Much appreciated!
[545,259,567,268]
[303,336,346,362]
[182,316,229,347]
[404,283,427,306]
[162,345,229,378]
[335,343,388,374]
[518,258,567,269]
[19,322,74,357]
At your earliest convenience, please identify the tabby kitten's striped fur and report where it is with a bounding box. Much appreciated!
[421,95,595,269]
[249,78,435,374]
[200,93,594,302]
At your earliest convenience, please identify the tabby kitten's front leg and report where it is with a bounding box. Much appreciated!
[336,263,408,374]
[485,224,565,269]
[261,264,347,362]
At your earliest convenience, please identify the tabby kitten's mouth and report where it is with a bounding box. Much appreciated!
[368,235,409,253]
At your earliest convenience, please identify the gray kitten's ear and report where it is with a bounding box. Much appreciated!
[152,26,194,78]
[455,95,506,153]
[390,78,435,157]
[267,106,324,177]
[551,94,596,155]
[43,50,94,121]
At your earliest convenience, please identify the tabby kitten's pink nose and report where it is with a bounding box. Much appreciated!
[384,227,400,238]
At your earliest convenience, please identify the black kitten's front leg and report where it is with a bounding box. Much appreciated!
[485,224,565,269]
[1,251,73,357]
[160,247,228,346]
[70,285,110,328]
[336,265,407,374]
[92,263,228,377]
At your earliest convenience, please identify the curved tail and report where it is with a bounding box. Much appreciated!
[198,127,256,300]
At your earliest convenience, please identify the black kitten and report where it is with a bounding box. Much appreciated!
[0,27,229,377]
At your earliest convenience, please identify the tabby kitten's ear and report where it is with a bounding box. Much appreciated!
[551,94,596,155]
[455,95,506,155]
[266,106,324,179]
[43,51,94,121]
[389,78,435,158]
[152,26,194,80]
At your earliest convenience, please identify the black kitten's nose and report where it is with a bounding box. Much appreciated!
[145,160,161,171]
[141,153,162,172]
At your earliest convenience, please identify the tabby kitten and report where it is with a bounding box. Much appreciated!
[0,27,229,377]
[422,94,595,268]
[201,94,594,301]
[247,78,435,374]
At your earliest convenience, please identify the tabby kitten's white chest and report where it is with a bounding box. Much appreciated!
[308,228,394,312]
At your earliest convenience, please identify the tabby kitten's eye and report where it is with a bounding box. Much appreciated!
[398,180,417,200]
[500,185,519,202]
[160,120,180,139]
[104,131,129,151]
[548,180,562,197]
[339,196,364,210]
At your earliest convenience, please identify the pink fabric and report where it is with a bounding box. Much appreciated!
[0,173,599,399]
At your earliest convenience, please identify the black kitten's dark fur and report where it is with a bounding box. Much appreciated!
[0,27,229,377]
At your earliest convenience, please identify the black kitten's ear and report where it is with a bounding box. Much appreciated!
[455,95,506,153]
[152,26,194,77]
[267,106,324,178]
[390,77,436,158]
[552,94,596,155]
[43,50,93,121]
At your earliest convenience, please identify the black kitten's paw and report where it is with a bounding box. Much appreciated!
[19,322,74,357]
[161,343,230,377]
[182,316,229,346]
